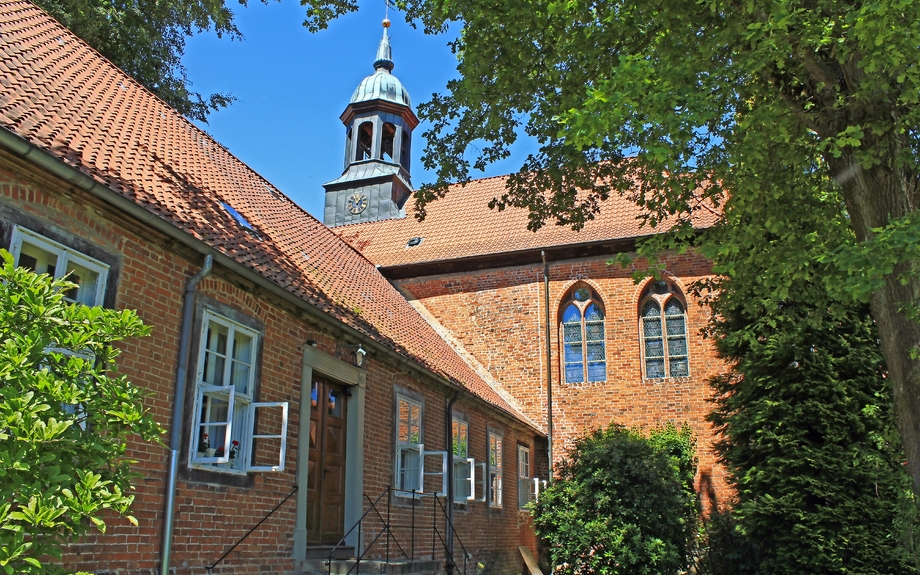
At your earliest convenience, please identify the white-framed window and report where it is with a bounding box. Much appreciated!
[518,445,534,509]
[453,418,474,503]
[10,226,108,306]
[188,310,287,473]
[489,432,503,508]
[396,395,423,493]
[640,281,689,379]
[10,226,109,427]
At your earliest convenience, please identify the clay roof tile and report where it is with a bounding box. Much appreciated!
[0,0,534,427]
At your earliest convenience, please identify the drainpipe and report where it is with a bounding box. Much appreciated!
[541,251,553,482]
[160,254,213,575]
[445,390,460,564]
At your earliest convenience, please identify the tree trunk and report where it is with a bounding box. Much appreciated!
[826,149,920,494]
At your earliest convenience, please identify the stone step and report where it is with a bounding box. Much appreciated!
[296,558,444,575]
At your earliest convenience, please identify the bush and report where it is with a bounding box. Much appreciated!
[0,251,163,573]
[531,423,698,575]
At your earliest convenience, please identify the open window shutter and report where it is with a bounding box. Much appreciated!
[475,462,487,502]
[397,442,422,493]
[245,402,288,472]
[465,457,476,501]
[192,384,235,464]
[421,447,448,495]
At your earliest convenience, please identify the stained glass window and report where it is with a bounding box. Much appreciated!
[560,286,606,384]
[640,283,689,379]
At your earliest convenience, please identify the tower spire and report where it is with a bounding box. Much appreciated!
[374,18,394,72]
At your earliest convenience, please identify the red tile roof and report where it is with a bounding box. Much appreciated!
[0,0,532,425]
[334,174,719,268]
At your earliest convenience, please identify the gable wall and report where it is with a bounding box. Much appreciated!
[394,252,730,506]
[0,153,543,575]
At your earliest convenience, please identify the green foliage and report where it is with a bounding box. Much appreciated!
[693,508,761,575]
[0,251,163,574]
[531,423,698,575]
[702,178,915,574]
[34,0,242,121]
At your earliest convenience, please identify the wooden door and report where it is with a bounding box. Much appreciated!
[307,377,348,545]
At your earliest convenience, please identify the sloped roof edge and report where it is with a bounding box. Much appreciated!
[0,125,543,435]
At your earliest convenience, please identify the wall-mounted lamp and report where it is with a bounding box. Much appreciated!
[341,343,367,368]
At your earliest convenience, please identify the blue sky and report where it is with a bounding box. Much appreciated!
[183,0,537,219]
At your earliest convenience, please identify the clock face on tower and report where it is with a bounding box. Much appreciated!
[346,192,369,215]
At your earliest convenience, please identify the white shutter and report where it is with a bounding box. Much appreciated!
[466,457,476,501]
[421,447,448,495]
[191,384,235,465]
[245,401,288,472]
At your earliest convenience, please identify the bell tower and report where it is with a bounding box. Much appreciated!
[323,19,419,227]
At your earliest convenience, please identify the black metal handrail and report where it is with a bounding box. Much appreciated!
[206,485,299,572]
[323,486,472,575]
[432,494,472,575]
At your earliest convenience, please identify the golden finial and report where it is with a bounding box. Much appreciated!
[383,17,391,28]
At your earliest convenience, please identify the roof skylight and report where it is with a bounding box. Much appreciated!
[221,202,258,235]
[406,237,423,248]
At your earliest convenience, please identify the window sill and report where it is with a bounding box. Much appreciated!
[180,463,254,488]
[643,375,693,383]
[560,379,607,387]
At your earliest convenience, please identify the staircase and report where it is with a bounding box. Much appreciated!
[292,487,472,575]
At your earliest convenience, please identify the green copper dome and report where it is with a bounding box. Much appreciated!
[350,28,411,107]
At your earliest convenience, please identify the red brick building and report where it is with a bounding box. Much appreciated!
[0,2,726,575]
[334,174,728,508]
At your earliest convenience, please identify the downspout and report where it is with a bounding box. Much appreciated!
[445,390,460,563]
[160,254,213,575]
[541,251,553,482]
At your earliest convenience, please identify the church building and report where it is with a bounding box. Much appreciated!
[0,3,727,575]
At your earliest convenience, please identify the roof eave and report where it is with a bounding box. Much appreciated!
[0,125,540,434]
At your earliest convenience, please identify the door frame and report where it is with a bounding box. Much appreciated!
[294,346,366,560]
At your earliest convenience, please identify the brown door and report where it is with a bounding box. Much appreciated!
[307,376,348,545]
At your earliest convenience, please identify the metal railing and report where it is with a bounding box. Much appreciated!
[206,485,299,573]
[323,486,472,575]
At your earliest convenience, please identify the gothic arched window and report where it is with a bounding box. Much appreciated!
[640,281,689,379]
[561,286,606,384]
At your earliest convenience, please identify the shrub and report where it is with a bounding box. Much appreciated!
[531,423,697,575]
[0,251,163,573]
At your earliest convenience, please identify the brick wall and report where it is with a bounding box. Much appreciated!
[0,155,543,575]
[395,253,730,506]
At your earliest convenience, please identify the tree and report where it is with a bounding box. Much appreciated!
[531,423,698,575]
[34,0,241,121]
[305,0,920,496]
[701,171,914,574]
[0,251,163,573]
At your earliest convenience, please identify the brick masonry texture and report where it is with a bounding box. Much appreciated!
[0,158,543,575]
[395,252,730,506]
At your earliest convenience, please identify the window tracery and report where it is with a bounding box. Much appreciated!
[560,286,606,384]
[640,281,689,379]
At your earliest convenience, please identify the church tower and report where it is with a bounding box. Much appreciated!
[323,20,419,227]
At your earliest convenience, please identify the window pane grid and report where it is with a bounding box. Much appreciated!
[12,227,108,307]
[642,294,689,379]
[192,312,259,473]
[398,398,421,444]
[489,433,502,507]
[561,293,606,384]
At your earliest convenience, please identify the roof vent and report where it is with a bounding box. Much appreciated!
[221,202,260,238]
[406,237,423,248]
